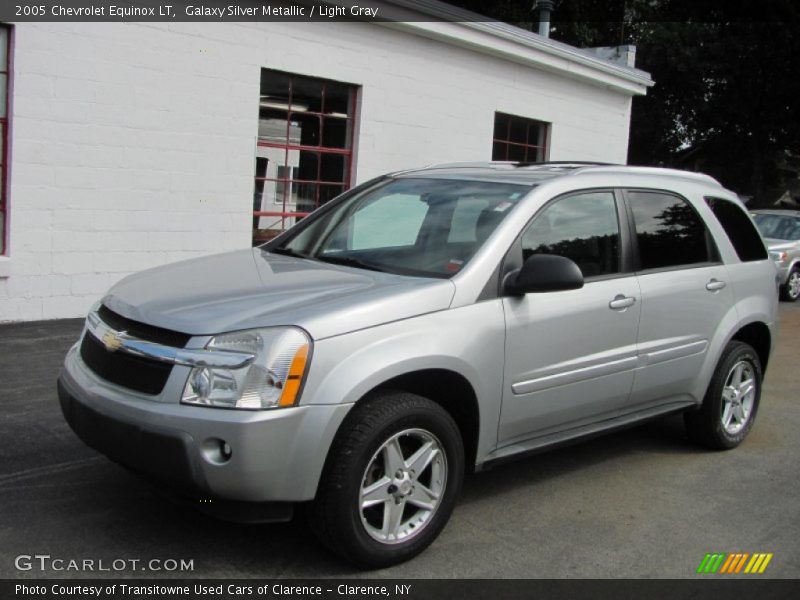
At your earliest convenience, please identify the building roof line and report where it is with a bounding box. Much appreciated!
[374,0,654,94]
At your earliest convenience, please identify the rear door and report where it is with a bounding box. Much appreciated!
[622,189,735,414]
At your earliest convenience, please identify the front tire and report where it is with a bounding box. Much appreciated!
[780,267,800,302]
[309,391,464,568]
[684,341,762,449]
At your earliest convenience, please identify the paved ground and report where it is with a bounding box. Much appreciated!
[1,306,799,579]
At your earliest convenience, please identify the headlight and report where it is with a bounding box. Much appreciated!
[181,327,311,410]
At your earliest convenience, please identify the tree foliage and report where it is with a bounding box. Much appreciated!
[445,1,800,203]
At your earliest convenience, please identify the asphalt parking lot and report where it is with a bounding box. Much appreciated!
[1,305,799,579]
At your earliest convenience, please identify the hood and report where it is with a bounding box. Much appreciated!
[103,248,455,340]
[764,238,800,251]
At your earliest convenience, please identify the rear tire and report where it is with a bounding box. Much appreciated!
[309,390,464,568]
[780,267,800,302]
[684,341,762,450]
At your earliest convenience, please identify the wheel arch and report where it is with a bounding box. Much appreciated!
[365,369,481,472]
[730,320,772,373]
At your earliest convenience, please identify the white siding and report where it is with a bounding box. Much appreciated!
[0,21,635,321]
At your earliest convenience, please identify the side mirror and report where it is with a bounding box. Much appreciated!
[504,254,584,295]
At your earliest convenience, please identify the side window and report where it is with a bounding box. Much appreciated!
[628,191,711,270]
[521,191,620,277]
[705,197,768,262]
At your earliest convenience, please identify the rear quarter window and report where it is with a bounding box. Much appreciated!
[705,197,768,262]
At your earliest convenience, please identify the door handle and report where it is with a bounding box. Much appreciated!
[609,295,636,310]
[706,279,726,292]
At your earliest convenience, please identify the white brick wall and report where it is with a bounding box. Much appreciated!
[0,21,638,322]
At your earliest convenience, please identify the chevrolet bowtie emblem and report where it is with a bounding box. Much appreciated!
[101,330,123,352]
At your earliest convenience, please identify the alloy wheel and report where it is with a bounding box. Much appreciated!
[359,428,447,544]
[788,271,800,299]
[721,360,757,435]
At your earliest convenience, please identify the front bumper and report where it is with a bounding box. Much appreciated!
[59,343,352,507]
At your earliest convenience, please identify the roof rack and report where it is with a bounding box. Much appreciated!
[424,161,620,170]
[577,165,721,186]
[514,161,620,167]
[413,161,722,186]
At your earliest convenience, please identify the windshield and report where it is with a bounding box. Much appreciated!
[752,213,800,241]
[269,177,529,277]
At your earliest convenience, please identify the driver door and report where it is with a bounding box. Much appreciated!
[499,190,641,443]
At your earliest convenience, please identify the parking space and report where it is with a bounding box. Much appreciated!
[1,304,798,578]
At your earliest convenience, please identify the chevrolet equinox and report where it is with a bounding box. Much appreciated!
[58,162,778,567]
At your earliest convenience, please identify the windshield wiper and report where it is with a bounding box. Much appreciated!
[315,254,390,273]
[270,247,311,259]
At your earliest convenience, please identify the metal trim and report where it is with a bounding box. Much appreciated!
[86,311,254,370]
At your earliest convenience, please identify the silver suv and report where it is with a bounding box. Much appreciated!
[750,209,800,301]
[58,163,777,567]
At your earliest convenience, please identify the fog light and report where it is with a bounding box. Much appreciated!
[201,438,232,465]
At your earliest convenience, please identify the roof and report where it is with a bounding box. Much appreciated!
[394,161,721,187]
[372,0,654,95]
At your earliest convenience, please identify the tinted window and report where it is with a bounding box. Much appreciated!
[521,191,620,277]
[706,198,768,261]
[628,191,710,270]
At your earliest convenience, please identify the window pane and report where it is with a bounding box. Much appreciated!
[322,117,350,149]
[258,109,291,145]
[253,185,294,245]
[492,112,549,164]
[629,191,710,270]
[508,117,527,144]
[275,165,291,200]
[319,184,345,205]
[0,74,6,117]
[324,81,352,117]
[522,192,620,277]
[0,28,7,70]
[706,198,767,262]
[260,70,291,99]
[291,112,321,147]
[294,181,318,212]
[506,143,525,162]
[320,153,345,181]
[494,113,509,139]
[296,150,319,183]
[290,76,323,113]
[492,142,508,161]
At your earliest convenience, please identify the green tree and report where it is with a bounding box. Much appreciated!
[445,1,800,204]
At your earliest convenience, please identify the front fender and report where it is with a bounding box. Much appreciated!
[300,301,507,467]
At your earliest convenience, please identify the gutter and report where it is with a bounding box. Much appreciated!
[351,0,655,95]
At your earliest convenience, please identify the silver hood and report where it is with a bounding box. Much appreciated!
[102,249,456,340]
[764,238,799,251]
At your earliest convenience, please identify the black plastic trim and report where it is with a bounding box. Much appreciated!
[98,304,190,348]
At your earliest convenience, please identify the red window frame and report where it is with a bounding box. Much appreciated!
[253,73,358,241]
[0,25,10,256]
[492,112,549,163]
